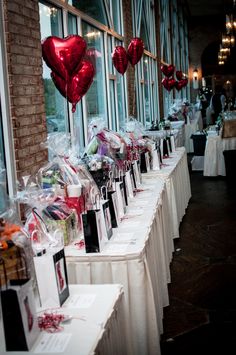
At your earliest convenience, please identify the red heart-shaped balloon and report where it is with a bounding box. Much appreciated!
[161,64,175,78]
[176,70,183,81]
[112,46,128,75]
[162,77,176,91]
[127,38,144,66]
[182,78,188,87]
[175,78,188,91]
[42,35,87,79]
[51,60,95,112]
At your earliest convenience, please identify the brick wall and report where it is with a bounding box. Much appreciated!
[154,0,164,119]
[188,18,221,101]
[3,0,48,179]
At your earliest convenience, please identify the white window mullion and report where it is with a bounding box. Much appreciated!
[104,32,112,129]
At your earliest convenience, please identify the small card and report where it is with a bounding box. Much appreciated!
[104,243,129,253]
[131,200,148,207]
[34,333,72,353]
[115,232,134,241]
[64,294,96,309]
[120,221,141,228]
[128,207,144,215]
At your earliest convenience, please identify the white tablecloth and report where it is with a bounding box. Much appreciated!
[0,284,125,355]
[64,148,191,355]
[145,121,185,149]
[147,147,191,239]
[171,121,185,147]
[204,133,236,176]
[185,110,203,153]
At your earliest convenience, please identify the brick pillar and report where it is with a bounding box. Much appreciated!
[154,0,164,119]
[3,0,48,179]
[122,0,136,117]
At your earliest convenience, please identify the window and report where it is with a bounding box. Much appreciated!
[40,0,127,145]
[0,104,6,213]
[82,23,108,125]
[68,0,109,26]
[132,0,159,126]
[170,1,190,101]
[159,0,173,116]
[39,2,69,137]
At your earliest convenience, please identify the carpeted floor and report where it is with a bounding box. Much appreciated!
[160,156,236,355]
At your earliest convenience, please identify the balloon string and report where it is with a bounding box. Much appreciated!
[132,83,136,117]
[65,72,68,108]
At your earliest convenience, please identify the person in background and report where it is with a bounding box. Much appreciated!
[210,85,226,124]
[199,89,208,126]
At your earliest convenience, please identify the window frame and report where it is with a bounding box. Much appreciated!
[39,0,127,145]
[132,0,160,126]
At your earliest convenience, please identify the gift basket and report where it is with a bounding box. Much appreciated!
[0,162,40,351]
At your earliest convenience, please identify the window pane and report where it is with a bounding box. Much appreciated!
[68,13,77,35]
[39,2,69,134]
[82,23,107,125]
[144,58,151,125]
[73,104,85,150]
[140,17,149,51]
[69,0,108,26]
[117,73,126,127]
[0,103,6,213]
[112,0,121,33]
[110,80,117,130]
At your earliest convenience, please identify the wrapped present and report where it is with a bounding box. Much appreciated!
[43,207,78,246]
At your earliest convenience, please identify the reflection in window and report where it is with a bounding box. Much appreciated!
[0,102,6,213]
[132,0,159,124]
[39,2,68,134]
[67,13,84,148]
[69,0,108,26]
[112,0,122,34]
[109,80,117,131]
[116,73,126,128]
[143,58,151,124]
[68,13,77,35]
[82,22,107,125]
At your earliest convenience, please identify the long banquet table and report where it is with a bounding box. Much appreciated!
[204,132,236,176]
[65,147,191,355]
[185,110,203,153]
[0,284,125,355]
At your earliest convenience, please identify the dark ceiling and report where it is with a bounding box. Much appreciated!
[182,0,236,76]
[184,0,234,17]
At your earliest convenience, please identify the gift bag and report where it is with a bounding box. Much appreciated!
[82,193,107,253]
[152,149,161,170]
[113,177,126,219]
[124,169,135,199]
[140,152,151,173]
[33,248,69,307]
[170,135,176,152]
[100,186,113,240]
[130,162,137,192]
[160,138,169,158]
[132,160,141,186]
[166,136,172,153]
[1,279,39,351]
